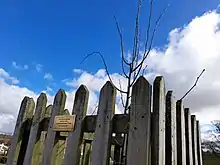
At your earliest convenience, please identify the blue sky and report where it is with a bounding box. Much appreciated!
[1,0,220,132]
[0,0,219,93]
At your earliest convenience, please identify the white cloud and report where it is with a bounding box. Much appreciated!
[12,61,28,70]
[0,68,19,84]
[0,69,100,133]
[44,73,53,81]
[140,10,220,123]
[36,64,43,72]
[1,9,220,135]
[66,10,220,123]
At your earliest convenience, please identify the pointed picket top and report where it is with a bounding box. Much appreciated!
[165,90,177,165]
[64,109,70,115]
[15,96,30,123]
[54,89,66,103]
[99,81,116,113]
[23,98,35,122]
[132,76,151,96]
[45,105,52,118]
[35,93,47,120]
[72,85,89,115]
[100,81,116,94]
[154,76,165,88]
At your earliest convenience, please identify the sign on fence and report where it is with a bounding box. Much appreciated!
[53,115,76,132]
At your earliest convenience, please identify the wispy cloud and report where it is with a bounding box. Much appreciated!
[46,86,53,92]
[44,73,53,81]
[36,64,43,72]
[73,69,84,74]
[12,61,28,70]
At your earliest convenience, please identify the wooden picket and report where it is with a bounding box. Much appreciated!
[165,91,177,165]
[127,76,151,165]
[6,76,204,165]
[64,85,89,165]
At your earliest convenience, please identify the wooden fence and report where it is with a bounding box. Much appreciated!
[6,76,203,165]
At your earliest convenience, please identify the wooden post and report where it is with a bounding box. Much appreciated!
[196,121,203,165]
[91,81,116,165]
[6,97,35,165]
[165,91,177,165]
[176,100,186,165]
[184,108,193,165]
[41,89,66,165]
[151,76,166,165]
[63,85,89,165]
[127,76,152,165]
[23,93,47,165]
[191,115,198,165]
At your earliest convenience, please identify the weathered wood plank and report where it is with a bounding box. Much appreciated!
[6,97,35,165]
[24,93,47,165]
[151,76,166,165]
[176,100,186,165]
[196,121,203,165]
[91,81,116,165]
[127,76,152,165]
[31,105,52,165]
[52,108,69,165]
[184,108,193,165]
[64,85,89,165]
[41,89,66,165]
[191,115,198,165]
[165,91,177,165]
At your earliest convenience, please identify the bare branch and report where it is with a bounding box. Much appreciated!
[142,63,148,76]
[132,5,168,73]
[131,0,142,64]
[114,15,130,79]
[180,69,205,100]
[144,0,153,52]
[119,79,125,108]
[81,52,127,94]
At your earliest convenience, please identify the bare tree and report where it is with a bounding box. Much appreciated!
[204,120,220,157]
[82,0,167,114]
[81,0,208,163]
[81,1,168,163]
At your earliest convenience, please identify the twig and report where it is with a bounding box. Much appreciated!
[81,52,127,94]
[180,69,205,100]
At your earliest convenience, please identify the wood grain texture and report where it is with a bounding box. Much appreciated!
[64,85,89,165]
[127,76,152,165]
[91,81,116,165]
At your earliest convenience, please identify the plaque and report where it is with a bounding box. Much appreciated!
[53,115,76,131]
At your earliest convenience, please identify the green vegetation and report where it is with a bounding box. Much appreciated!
[203,152,220,165]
